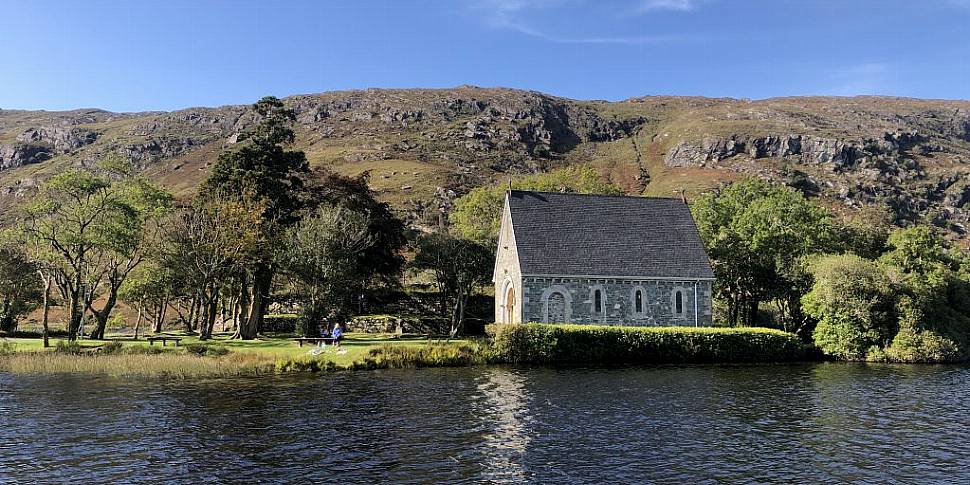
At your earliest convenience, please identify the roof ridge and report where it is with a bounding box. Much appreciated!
[508,190,684,201]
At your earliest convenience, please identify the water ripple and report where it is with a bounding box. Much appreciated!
[0,364,968,483]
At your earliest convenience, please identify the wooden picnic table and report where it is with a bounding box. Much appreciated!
[292,337,338,347]
[147,336,183,347]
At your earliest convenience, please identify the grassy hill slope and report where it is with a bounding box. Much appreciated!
[3,87,970,239]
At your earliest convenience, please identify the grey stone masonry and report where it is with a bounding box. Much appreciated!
[521,276,713,326]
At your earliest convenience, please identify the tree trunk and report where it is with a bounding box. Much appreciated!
[204,289,219,340]
[236,268,270,340]
[746,299,760,326]
[450,294,464,339]
[67,279,83,341]
[185,298,197,333]
[235,281,250,335]
[134,306,143,340]
[87,285,120,340]
[40,272,51,348]
[154,299,168,334]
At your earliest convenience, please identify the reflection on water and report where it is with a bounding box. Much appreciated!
[476,368,532,483]
[1,363,969,484]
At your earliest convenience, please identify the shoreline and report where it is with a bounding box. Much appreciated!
[2,324,963,379]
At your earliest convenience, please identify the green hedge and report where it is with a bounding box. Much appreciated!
[489,324,807,364]
[263,314,298,333]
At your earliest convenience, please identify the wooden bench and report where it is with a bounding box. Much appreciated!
[292,337,338,347]
[147,336,183,347]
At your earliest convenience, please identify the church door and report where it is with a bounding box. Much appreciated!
[547,292,566,323]
[505,286,515,323]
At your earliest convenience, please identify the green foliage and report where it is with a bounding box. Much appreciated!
[201,96,308,225]
[119,263,174,312]
[274,358,339,373]
[836,204,895,259]
[489,324,806,364]
[101,340,124,355]
[359,343,485,368]
[21,164,172,340]
[691,178,837,332]
[199,96,310,339]
[0,247,42,333]
[802,254,897,360]
[263,314,298,333]
[54,341,83,355]
[279,206,374,336]
[801,226,970,362]
[450,166,622,246]
[184,344,231,357]
[411,233,493,336]
[309,171,407,283]
[878,226,970,362]
[0,339,15,355]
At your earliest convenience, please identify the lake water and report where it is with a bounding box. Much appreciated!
[1,363,968,484]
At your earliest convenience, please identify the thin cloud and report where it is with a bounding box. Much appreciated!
[636,0,698,12]
[827,62,896,96]
[468,0,704,44]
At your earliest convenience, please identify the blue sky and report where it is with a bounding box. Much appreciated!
[1,0,969,112]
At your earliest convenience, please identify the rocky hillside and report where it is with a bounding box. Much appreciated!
[3,87,970,239]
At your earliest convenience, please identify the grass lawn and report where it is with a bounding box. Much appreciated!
[0,332,478,377]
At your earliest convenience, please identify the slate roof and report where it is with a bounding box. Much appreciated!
[506,190,715,279]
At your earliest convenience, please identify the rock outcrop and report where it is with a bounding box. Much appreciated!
[4,88,970,239]
[664,131,931,170]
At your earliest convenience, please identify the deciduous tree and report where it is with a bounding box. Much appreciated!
[450,166,621,246]
[411,233,492,337]
[691,178,837,332]
[279,206,373,336]
[0,246,42,334]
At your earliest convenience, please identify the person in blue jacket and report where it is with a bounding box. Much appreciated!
[331,323,344,348]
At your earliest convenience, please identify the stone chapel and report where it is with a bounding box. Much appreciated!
[493,190,715,326]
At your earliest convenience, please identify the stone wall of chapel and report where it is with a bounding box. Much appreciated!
[493,203,523,323]
[522,277,713,326]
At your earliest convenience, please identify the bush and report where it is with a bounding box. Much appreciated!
[263,314,298,333]
[0,339,15,355]
[488,324,806,364]
[107,315,127,329]
[802,254,897,360]
[275,358,338,373]
[101,341,124,355]
[360,343,485,369]
[54,340,83,355]
[184,344,231,357]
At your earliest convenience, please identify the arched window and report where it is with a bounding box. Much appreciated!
[594,289,602,314]
[675,290,683,315]
[635,289,643,314]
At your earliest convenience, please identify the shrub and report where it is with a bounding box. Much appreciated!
[802,254,897,360]
[101,341,124,355]
[274,358,338,373]
[184,344,230,357]
[263,314,298,333]
[54,341,83,355]
[0,339,15,355]
[489,324,806,364]
[361,343,485,369]
[107,315,127,329]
